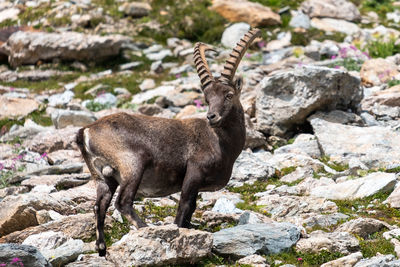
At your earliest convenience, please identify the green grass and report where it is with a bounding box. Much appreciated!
[0,108,52,134]
[0,73,80,93]
[291,28,346,46]
[334,191,400,226]
[365,37,400,58]
[329,58,363,71]
[140,200,177,223]
[358,230,395,258]
[104,216,131,247]
[266,247,345,266]
[139,0,227,44]
[387,79,400,87]
[320,156,349,172]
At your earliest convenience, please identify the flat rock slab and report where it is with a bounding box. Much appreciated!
[335,218,390,238]
[0,243,51,267]
[65,254,115,267]
[256,66,362,136]
[0,96,39,119]
[311,172,397,200]
[21,173,91,189]
[301,0,361,21]
[3,31,131,67]
[296,230,360,255]
[107,225,212,266]
[256,194,338,220]
[321,252,363,267]
[211,0,281,27]
[212,223,301,258]
[0,213,105,244]
[310,116,400,168]
[354,254,400,267]
[24,126,79,154]
[0,192,71,236]
[385,185,400,208]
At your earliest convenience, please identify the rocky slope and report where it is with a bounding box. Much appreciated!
[1,0,400,266]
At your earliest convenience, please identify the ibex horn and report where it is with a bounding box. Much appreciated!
[219,29,261,84]
[194,42,216,89]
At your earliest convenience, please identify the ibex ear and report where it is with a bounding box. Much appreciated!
[234,76,243,94]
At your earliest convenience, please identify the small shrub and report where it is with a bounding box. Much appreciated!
[365,37,400,58]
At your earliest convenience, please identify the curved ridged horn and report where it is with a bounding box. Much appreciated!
[219,29,261,84]
[194,42,216,89]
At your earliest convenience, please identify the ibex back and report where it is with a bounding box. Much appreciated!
[76,28,261,256]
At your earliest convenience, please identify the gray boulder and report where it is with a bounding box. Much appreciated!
[301,0,361,22]
[3,31,131,67]
[107,225,212,266]
[256,66,362,136]
[230,150,275,186]
[311,172,397,200]
[51,109,96,129]
[310,116,400,168]
[0,243,51,267]
[221,23,251,48]
[354,255,400,267]
[212,223,301,258]
[296,230,359,255]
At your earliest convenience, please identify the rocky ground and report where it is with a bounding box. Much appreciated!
[1,0,400,266]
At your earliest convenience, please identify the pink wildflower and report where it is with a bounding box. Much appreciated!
[334,66,340,69]
[350,45,357,51]
[339,47,348,58]
[193,99,203,109]
[10,87,15,92]
[297,257,303,261]
[0,263,6,267]
[175,73,181,78]
[246,53,252,58]
[0,162,4,171]
[331,55,337,60]
[362,51,371,59]
[257,41,265,48]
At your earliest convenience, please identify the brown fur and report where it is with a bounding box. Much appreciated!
[76,29,259,256]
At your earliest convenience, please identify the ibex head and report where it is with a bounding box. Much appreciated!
[194,29,261,127]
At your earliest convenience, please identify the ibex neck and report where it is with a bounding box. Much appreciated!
[213,103,246,160]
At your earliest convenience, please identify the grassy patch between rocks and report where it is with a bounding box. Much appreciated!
[357,230,395,258]
[104,216,131,247]
[0,73,80,93]
[140,200,177,223]
[333,191,400,226]
[140,0,227,44]
[266,247,345,266]
[320,156,349,172]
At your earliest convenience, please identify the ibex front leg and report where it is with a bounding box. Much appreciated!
[175,167,201,228]
[95,177,118,256]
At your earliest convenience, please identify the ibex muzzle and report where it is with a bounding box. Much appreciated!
[76,28,261,256]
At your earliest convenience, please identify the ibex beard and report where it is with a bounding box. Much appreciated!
[76,28,261,256]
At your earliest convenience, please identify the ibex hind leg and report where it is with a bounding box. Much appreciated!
[114,160,148,229]
[94,177,118,257]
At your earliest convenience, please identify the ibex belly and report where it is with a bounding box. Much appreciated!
[136,165,185,198]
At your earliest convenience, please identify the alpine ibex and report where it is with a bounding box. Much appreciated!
[76,28,261,256]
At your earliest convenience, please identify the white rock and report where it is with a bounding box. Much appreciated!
[212,197,243,214]
[311,172,397,200]
[221,22,251,48]
[131,86,176,104]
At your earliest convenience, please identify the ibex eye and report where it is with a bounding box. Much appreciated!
[226,94,233,100]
